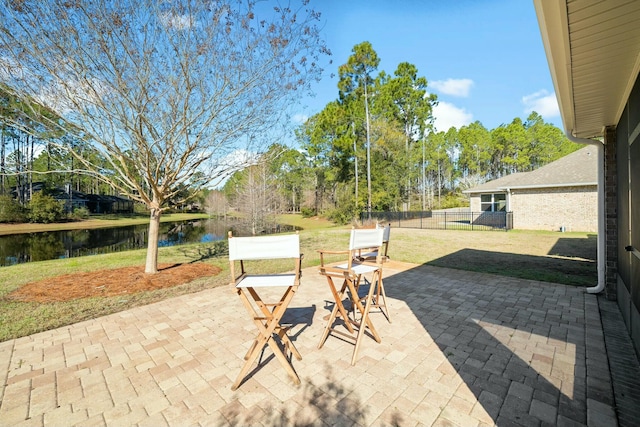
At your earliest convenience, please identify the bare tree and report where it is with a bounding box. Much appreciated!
[229,161,280,235]
[204,189,228,219]
[0,0,329,272]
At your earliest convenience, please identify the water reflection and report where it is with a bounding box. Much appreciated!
[0,219,297,266]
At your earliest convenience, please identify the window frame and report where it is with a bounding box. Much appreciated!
[480,193,507,212]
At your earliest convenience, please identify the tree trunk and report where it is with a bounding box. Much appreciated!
[14,135,22,203]
[0,127,5,195]
[145,208,161,274]
[29,134,34,201]
[364,83,372,218]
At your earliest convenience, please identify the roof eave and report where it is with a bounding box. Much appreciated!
[534,0,640,139]
[464,181,597,194]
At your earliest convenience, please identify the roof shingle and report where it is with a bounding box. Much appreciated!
[463,145,597,193]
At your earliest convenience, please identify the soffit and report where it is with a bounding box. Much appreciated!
[534,0,640,138]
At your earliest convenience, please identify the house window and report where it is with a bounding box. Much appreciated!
[481,193,506,212]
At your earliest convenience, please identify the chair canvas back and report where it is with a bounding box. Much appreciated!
[349,228,384,252]
[381,224,391,243]
[228,234,300,261]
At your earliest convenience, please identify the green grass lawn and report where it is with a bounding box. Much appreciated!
[0,212,211,236]
[0,215,597,342]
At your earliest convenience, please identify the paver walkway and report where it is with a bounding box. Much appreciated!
[0,262,638,426]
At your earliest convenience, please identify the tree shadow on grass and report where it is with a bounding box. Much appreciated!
[177,240,228,262]
[427,248,597,286]
[549,234,598,260]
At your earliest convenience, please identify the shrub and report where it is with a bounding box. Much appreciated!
[300,207,316,218]
[27,193,65,223]
[437,192,469,210]
[0,195,27,223]
[325,205,356,225]
[134,202,149,215]
[68,206,90,221]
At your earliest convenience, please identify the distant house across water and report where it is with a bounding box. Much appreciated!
[85,194,134,214]
[10,182,134,214]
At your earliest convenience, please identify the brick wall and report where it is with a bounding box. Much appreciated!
[604,127,618,300]
[470,186,597,232]
[510,186,597,232]
[469,196,481,212]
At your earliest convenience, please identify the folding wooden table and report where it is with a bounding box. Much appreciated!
[228,232,302,390]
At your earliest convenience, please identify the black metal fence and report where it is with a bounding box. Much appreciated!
[361,211,513,231]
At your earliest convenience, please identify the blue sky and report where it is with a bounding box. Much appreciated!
[295,0,562,133]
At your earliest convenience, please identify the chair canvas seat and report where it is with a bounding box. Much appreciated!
[236,274,297,288]
[334,262,379,275]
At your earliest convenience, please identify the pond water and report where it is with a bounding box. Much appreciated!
[0,219,296,266]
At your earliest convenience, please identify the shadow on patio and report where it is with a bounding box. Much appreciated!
[214,251,612,426]
[383,259,596,426]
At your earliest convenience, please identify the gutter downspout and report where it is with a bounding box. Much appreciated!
[565,131,605,294]
[505,188,512,226]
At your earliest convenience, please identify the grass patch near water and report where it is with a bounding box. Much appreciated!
[0,212,210,236]
[0,224,597,342]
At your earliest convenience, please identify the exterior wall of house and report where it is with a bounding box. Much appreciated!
[469,186,598,232]
[469,195,481,212]
[615,72,640,357]
[604,126,618,300]
[510,186,597,232]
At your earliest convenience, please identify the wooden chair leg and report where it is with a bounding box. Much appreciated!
[318,277,354,349]
[232,287,300,390]
[232,330,271,390]
[376,276,391,323]
[354,271,390,323]
[277,327,302,360]
[265,334,300,385]
[351,269,380,365]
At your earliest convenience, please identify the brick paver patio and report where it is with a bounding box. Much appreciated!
[1,262,638,426]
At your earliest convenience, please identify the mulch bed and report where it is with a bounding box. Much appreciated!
[7,263,221,303]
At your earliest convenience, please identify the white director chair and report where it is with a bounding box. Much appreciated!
[317,227,385,365]
[228,232,302,390]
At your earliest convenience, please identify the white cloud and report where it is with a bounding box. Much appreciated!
[160,13,195,30]
[432,101,473,132]
[522,90,560,118]
[32,76,112,117]
[292,113,308,124]
[430,78,474,97]
[208,149,259,189]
